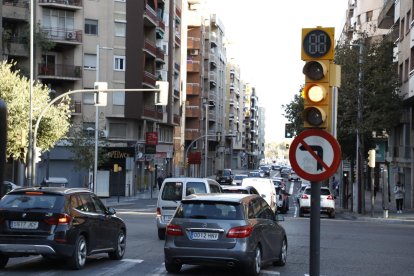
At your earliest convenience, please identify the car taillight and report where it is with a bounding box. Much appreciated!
[166,224,183,236]
[327,195,334,200]
[156,207,161,217]
[301,194,309,199]
[44,213,72,225]
[226,225,253,238]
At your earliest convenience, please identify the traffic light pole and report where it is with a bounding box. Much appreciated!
[309,181,321,276]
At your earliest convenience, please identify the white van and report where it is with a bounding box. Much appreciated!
[241,177,277,212]
[156,177,222,240]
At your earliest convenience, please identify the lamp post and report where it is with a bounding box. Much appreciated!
[202,98,209,177]
[27,0,34,186]
[94,44,113,194]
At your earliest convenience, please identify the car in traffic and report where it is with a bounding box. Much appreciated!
[0,187,126,270]
[247,171,262,178]
[294,184,309,203]
[156,178,222,240]
[241,177,277,212]
[288,171,300,182]
[259,165,271,177]
[280,168,291,180]
[164,193,287,275]
[222,185,259,195]
[216,169,234,185]
[298,186,335,218]
[232,174,248,185]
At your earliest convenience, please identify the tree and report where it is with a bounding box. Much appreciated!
[0,61,71,162]
[282,87,304,137]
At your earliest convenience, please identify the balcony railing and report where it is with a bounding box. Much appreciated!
[143,105,163,120]
[2,0,29,21]
[187,60,200,72]
[155,47,165,63]
[186,106,200,117]
[144,40,156,57]
[187,37,201,49]
[144,4,157,26]
[143,71,156,87]
[38,0,83,9]
[185,129,200,141]
[38,63,82,78]
[186,83,200,95]
[42,28,83,43]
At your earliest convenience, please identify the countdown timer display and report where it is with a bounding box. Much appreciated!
[302,29,332,59]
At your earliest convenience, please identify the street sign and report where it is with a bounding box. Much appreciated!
[289,129,341,182]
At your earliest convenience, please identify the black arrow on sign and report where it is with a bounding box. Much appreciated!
[299,145,324,171]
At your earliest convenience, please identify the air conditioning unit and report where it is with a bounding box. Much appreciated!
[189,49,199,55]
[66,31,76,40]
[99,130,108,138]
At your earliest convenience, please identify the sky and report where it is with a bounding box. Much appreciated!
[203,0,349,143]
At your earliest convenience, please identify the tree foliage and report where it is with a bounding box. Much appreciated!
[0,61,71,162]
[282,37,402,159]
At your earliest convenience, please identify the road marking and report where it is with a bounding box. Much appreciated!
[121,259,144,263]
[261,270,280,275]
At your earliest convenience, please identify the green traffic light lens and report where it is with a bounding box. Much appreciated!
[305,107,324,126]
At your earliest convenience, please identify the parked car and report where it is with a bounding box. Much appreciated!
[156,177,222,240]
[298,186,335,218]
[222,185,259,195]
[0,187,126,270]
[232,174,248,186]
[241,177,277,212]
[164,193,287,275]
[216,169,234,185]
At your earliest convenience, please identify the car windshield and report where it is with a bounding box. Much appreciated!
[0,193,63,210]
[175,201,244,220]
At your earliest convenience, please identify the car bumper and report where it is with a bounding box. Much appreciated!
[0,240,75,257]
[164,246,255,268]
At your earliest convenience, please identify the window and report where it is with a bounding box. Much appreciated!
[83,88,95,104]
[366,10,373,22]
[84,54,97,69]
[407,11,411,33]
[85,19,98,35]
[114,56,125,71]
[42,8,75,40]
[113,91,125,105]
[401,17,405,39]
[109,123,127,138]
[405,59,409,82]
[115,21,126,37]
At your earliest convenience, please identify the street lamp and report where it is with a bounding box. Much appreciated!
[94,44,113,194]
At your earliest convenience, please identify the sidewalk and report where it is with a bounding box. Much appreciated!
[336,190,414,224]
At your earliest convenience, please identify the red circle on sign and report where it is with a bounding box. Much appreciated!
[289,129,341,182]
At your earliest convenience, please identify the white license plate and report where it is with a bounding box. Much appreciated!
[192,232,219,240]
[163,215,173,223]
[11,221,39,230]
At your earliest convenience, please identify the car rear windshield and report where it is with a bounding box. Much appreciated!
[0,193,64,210]
[175,201,244,220]
[162,181,208,200]
[304,188,331,196]
[223,189,248,194]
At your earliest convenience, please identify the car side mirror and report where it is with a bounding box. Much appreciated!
[107,207,116,215]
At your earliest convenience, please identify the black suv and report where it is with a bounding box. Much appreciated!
[216,169,234,185]
[0,187,126,270]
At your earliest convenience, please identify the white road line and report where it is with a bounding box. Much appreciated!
[261,270,281,275]
[121,259,144,263]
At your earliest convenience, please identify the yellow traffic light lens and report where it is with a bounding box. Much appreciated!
[304,107,326,126]
[306,85,326,103]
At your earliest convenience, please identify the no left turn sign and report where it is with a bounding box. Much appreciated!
[289,129,341,182]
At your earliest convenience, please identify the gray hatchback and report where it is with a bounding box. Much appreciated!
[164,193,287,275]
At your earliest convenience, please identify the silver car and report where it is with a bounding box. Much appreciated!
[164,193,287,275]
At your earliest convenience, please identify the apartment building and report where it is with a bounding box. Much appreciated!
[378,0,413,208]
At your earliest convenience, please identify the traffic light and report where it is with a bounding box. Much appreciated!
[368,149,376,168]
[301,27,334,131]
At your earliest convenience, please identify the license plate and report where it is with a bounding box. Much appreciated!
[163,215,173,223]
[192,232,219,240]
[10,221,39,230]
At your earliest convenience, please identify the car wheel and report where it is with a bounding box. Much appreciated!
[246,246,262,276]
[158,228,166,240]
[165,260,182,273]
[329,210,336,219]
[68,235,87,270]
[109,229,126,260]
[0,255,9,268]
[274,238,287,266]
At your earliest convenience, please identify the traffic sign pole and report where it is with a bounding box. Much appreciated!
[310,181,321,276]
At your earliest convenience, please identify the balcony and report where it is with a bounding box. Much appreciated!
[186,106,201,118]
[143,105,163,120]
[188,37,201,49]
[37,63,82,79]
[156,20,165,39]
[173,115,180,125]
[43,28,83,44]
[155,47,165,64]
[71,100,82,115]
[175,6,181,22]
[185,129,200,141]
[2,37,28,57]
[38,0,83,10]
[2,0,29,21]
[378,0,395,29]
[144,40,156,57]
[174,62,180,72]
[144,4,157,26]
[209,54,218,68]
[209,71,217,87]
[210,32,217,47]
[187,60,200,72]
[186,83,200,95]
[143,71,156,87]
[175,32,181,47]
